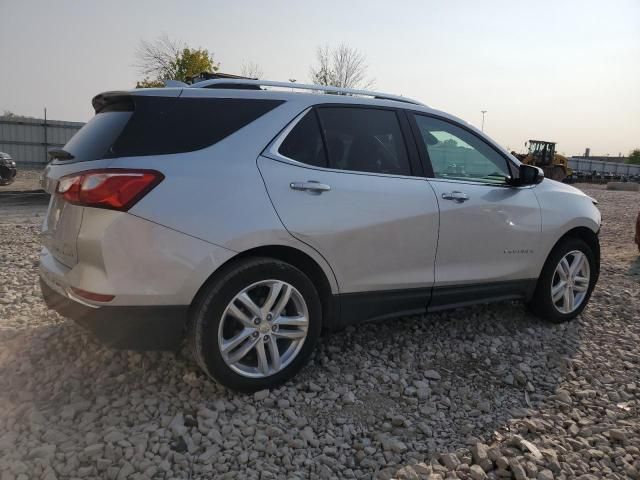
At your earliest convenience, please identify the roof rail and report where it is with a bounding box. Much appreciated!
[186,71,256,84]
[188,79,424,106]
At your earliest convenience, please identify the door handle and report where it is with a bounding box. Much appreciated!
[441,191,469,203]
[290,181,331,194]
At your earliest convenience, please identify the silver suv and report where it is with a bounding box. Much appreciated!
[40,79,601,391]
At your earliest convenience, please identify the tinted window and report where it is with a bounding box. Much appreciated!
[413,115,510,184]
[317,107,410,175]
[278,111,327,167]
[109,97,283,158]
[63,111,132,162]
[62,96,283,162]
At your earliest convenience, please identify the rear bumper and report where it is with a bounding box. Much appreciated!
[40,278,187,350]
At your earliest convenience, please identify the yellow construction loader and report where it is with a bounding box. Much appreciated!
[513,140,571,181]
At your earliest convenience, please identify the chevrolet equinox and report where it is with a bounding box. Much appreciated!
[39,79,601,391]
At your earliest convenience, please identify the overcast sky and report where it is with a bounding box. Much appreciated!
[1,0,638,156]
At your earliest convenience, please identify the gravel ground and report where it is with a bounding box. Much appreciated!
[0,185,638,480]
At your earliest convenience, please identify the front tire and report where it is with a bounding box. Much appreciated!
[188,258,322,392]
[528,237,597,323]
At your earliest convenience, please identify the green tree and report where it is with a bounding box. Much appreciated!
[135,34,219,87]
[627,149,640,165]
[173,47,219,82]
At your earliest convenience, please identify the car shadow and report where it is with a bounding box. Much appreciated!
[310,300,581,448]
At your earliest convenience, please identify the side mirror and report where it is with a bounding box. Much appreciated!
[509,164,544,186]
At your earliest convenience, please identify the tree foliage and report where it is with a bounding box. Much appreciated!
[1,110,34,119]
[240,61,264,79]
[135,79,165,89]
[309,44,373,89]
[627,149,640,165]
[173,47,219,81]
[134,34,219,87]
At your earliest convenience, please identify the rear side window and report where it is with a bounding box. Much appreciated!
[317,107,410,176]
[278,111,327,167]
[109,97,282,158]
[63,96,283,161]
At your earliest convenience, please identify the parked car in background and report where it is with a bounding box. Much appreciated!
[0,152,17,185]
[39,79,601,392]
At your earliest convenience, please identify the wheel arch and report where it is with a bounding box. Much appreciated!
[188,245,337,330]
[546,226,600,277]
[528,225,600,321]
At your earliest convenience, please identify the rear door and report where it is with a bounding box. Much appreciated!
[259,105,439,298]
[409,113,541,301]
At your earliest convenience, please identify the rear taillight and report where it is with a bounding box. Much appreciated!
[56,169,164,211]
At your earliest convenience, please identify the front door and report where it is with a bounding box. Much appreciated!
[410,113,541,294]
[259,106,440,298]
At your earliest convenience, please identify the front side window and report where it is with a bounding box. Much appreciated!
[317,107,411,176]
[413,114,511,184]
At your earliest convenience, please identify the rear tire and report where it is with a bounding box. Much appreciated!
[528,237,597,323]
[188,257,322,392]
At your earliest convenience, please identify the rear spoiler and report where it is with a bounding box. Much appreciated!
[91,92,134,114]
[48,147,74,160]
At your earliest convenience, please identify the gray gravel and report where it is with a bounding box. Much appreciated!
[0,184,639,479]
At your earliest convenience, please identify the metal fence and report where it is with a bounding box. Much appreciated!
[0,117,85,165]
[568,157,640,177]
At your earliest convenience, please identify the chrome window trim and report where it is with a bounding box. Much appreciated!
[265,107,313,162]
[427,177,535,189]
[262,107,426,181]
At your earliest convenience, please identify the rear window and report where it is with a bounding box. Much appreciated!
[63,96,283,162]
[63,111,132,162]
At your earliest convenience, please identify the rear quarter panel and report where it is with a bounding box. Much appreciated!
[71,209,236,306]
[117,97,340,294]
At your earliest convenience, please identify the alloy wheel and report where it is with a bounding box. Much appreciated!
[551,250,591,314]
[218,279,309,378]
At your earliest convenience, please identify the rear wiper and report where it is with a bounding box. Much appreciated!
[48,148,74,160]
